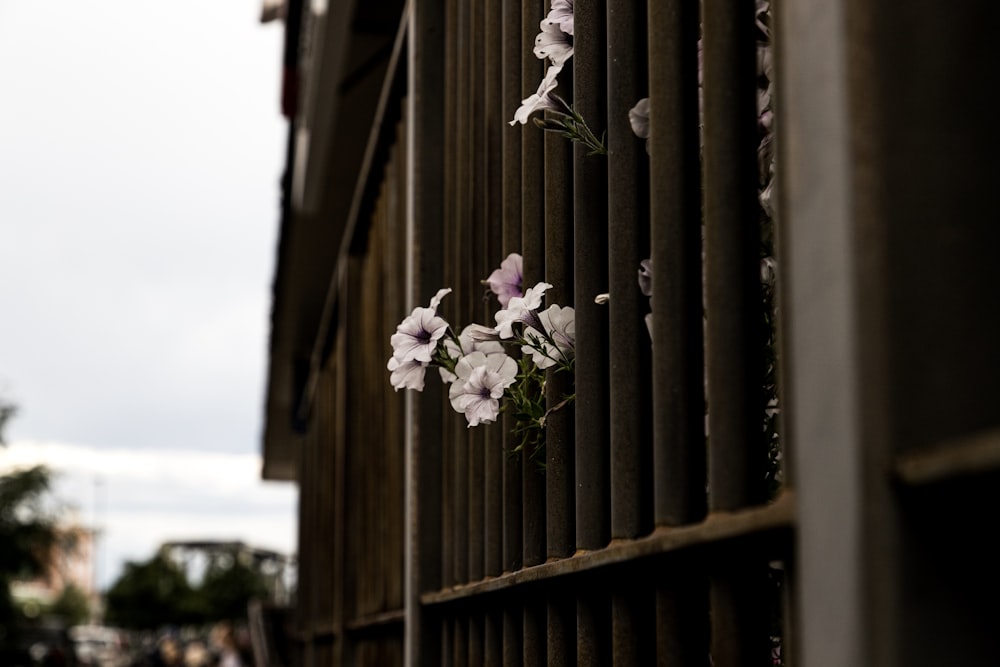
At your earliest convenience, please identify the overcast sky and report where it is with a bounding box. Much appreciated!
[0,2,297,589]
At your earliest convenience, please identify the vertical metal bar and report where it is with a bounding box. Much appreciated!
[612,581,656,666]
[406,0,446,663]
[573,0,610,554]
[548,582,576,667]
[608,0,653,542]
[544,31,576,563]
[702,0,769,663]
[483,0,505,585]
[468,0,487,586]
[503,601,524,667]
[649,0,705,528]
[521,0,547,571]
[703,0,766,515]
[501,0,524,577]
[647,0,710,663]
[469,610,484,666]
[486,607,503,667]
[524,597,547,666]
[577,586,612,667]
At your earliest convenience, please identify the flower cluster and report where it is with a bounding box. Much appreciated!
[509,2,607,155]
[388,254,575,451]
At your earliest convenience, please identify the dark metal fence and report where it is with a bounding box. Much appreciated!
[293,0,790,664]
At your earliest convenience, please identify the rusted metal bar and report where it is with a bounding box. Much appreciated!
[612,584,655,666]
[485,608,503,667]
[656,566,710,667]
[577,587,611,666]
[469,611,484,666]
[501,0,524,576]
[702,0,769,660]
[649,0,706,528]
[521,0,547,572]
[503,601,523,667]
[524,597,546,666]
[608,0,653,543]
[547,582,576,667]
[702,0,765,514]
[544,54,576,563]
[405,0,447,661]
[573,0,610,555]
[483,0,505,583]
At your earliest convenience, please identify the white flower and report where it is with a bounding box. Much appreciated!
[448,351,518,427]
[387,357,428,391]
[510,64,563,126]
[533,20,573,66]
[629,98,650,154]
[494,281,553,338]
[439,325,506,383]
[543,0,574,37]
[389,288,452,363]
[522,305,575,369]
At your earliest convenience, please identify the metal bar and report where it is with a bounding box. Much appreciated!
[469,611,484,666]
[520,0,547,573]
[467,0,486,586]
[574,0,610,554]
[608,0,653,542]
[524,597,547,666]
[612,584,655,666]
[405,0,447,662]
[577,587,611,666]
[483,0,505,583]
[419,493,794,604]
[656,566,710,667]
[486,608,503,667]
[649,0,706,528]
[544,47,576,563]
[548,582,576,667]
[501,0,524,576]
[503,601,524,667]
[703,0,765,514]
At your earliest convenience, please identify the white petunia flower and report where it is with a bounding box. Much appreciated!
[494,281,553,338]
[533,19,573,66]
[387,356,428,391]
[448,352,518,427]
[510,64,563,126]
[629,98,650,154]
[389,288,452,363]
[543,0,574,37]
[439,325,506,383]
[522,305,575,369]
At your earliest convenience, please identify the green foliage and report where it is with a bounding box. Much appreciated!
[104,551,271,630]
[199,557,269,621]
[0,464,59,648]
[49,584,91,626]
[103,553,203,629]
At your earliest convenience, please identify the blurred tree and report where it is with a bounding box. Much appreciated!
[199,556,269,621]
[49,583,90,626]
[0,400,60,653]
[103,552,205,629]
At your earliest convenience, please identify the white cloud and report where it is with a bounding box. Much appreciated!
[0,440,297,590]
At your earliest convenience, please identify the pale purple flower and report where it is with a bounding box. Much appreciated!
[638,259,652,297]
[494,281,553,338]
[628,98,650,154]
[448,351,518,427]
[543,0,573,37]
[439,325,506,383]
[510,64,563,126]
[485,253,523,307]
[522,305,575,369]
[389,288,452,363]
[387,357,428,391]
[533,20,573,67]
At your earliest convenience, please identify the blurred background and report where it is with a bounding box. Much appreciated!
[0,1,297,664]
